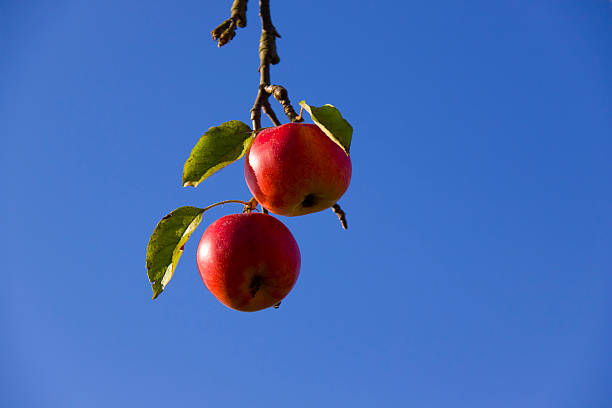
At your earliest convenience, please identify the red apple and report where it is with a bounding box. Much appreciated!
[244,123,352,216]
[196,212,301,312]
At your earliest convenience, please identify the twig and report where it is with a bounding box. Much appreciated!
[264,85,303,123]
[250,0,278,130]
[332,204,348,230]
[242,197,259,213]
[249,0,301,129]
[262,99,281,126]
[211,0,248,47]
[212,0,301,128]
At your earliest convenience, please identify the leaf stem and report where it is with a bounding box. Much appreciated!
[202,199,253,213]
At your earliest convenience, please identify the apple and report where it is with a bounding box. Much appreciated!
[244,123,352,216]
[196,212,301,311]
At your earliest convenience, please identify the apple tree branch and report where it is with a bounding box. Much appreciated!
[211,0,248,47]
[249,0,303,130]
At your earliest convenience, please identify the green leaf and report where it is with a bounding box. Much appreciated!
[146,206,205,299]
[182,120,253,187]
[299,101,353,154]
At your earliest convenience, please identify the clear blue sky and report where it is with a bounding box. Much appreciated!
[1,1,611,407]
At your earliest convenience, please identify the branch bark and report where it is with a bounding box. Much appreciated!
[250,0,302,130]
[264,85,302,123]
[212,1,302,128]
[332,203,348,230]
[211,0,248,47]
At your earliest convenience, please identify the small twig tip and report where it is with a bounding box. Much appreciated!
[332,204,348,230]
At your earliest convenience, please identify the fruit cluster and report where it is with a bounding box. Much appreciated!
[146,104,353,312]
[198,123,351,311]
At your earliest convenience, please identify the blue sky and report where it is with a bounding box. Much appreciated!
[1,1,611,407]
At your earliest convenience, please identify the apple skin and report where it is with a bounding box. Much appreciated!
[196,212,301,312]
[244,123,352,216]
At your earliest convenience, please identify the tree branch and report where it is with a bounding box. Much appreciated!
[249,0,302,130]
[213,2,301,129]
[250,0,277,130]
[211,0,248,47]
[262,99,281,126]
[264,85,303,123]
